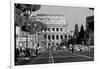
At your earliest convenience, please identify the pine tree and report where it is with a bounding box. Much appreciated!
[74,24,79,38]
[78,25,85,44]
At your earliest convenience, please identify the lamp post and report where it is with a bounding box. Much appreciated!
[22,11,30,57]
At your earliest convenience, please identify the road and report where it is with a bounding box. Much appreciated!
[15,50,94,65]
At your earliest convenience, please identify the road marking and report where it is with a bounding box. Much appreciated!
[15,57,31,65]
[18,57,30,60]
[66,50,93,59]
[15,59,24,65]
[74,54,93,59]
[37,55,76,59]
[50,54,54,63]
[49,54,51,63]
[49,51,54,63]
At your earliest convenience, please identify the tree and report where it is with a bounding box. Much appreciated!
[23,20,47,35]
[14,3,41,26]
[14,5,26,26]
[80,25,85,38]
[74,24,79,38]
[89,8,94,11]
[74,24,79,44]
[78,25,85,44]
[14,3,41,57]
[15,3,41,12]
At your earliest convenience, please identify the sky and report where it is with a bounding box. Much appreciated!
[32,5,94,31]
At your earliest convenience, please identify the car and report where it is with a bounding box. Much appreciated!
[31,49,36,56]
[84,46,89,51]
[89,46,94,52]
[68,44,73,51]
[51,46,57,50]
[61,46,67,50]
[19,52,25,57]
[74,45,81,52]
[37,46,45,54]
[75,48,81,52]
[56,47,62,50]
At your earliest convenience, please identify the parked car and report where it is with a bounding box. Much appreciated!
[89,46,94,52]
[19,52,25,57]
[37,46,45,54]
[51,46,57,50]
[69,47,72,51]
[74,46,81,52]
[74,45,82,52]
[56,46,62,50]
[61,46,67,50]
[68,44,73,51]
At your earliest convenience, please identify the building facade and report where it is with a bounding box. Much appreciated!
[16,26,35,50]
[86,16,94,32]
[30,14,68,48]
[86,16,94,46]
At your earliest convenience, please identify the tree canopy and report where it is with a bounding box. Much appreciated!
[14,3,41,27]
[21,20,47,34]
[79,25,85,39]
[14,3,47,34]
[15,3,41,12]
[74,24,79,38]
[77,25,85,44]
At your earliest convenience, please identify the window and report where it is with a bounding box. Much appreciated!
[48,28,51,31]
[52,35,55,40]
[56,43,59,46]
[65,35,67,39]
[60,35,63,39]
[52,28,55,31]
[69,35,71,38]
[52,43,54,45]
[48,18,50,21]
[56,28,59,32]
[44,35,47,39]
[48,35,51,40]
[60,28,63,31]
[48,43,50,46]
[56,35,59,40]
[40,18,43,20]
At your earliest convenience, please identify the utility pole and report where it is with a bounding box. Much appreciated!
[24,11,30,57]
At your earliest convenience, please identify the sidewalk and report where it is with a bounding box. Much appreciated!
[15,56,32,65]
[15,53,43,65]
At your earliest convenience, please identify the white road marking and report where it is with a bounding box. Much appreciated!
[67,50,93,59]
[49,54,51,63]
[18,57,30,60]
[74,54,93,59]
[49,51,54,63]
[15,59,24,65]
[16,57,30,65]
[50,54,54,63]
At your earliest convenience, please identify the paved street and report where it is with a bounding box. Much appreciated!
[15,50,94,65]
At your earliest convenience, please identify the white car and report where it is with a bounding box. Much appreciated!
[19,52,25,56]
[37,46,45,54]
[74,46,81,52]
[61,46,67,50]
